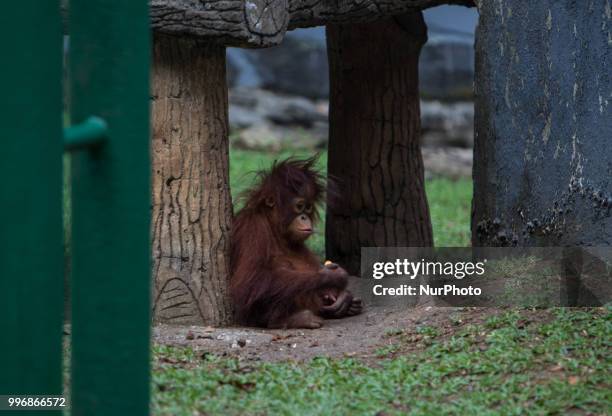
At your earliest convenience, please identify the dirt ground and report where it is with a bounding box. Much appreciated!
[153,304,497,363]
[153,267,593,362]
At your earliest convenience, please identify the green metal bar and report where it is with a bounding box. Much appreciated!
[64,116,108,151]
[0,2,65,414]
[68,0,151,414]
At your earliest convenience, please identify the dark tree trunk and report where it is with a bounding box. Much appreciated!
[151,34,233,325]
[325,14,433,275]
[472,1,612,246]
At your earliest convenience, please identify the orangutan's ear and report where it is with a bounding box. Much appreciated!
[265,196,275,208]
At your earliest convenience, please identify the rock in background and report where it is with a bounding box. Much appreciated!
[229,87,473,179]
[227,28,474,101]
[419,41,474,101]
[229,87,328,151]
[227,8,477,178]
[420,101,473,149]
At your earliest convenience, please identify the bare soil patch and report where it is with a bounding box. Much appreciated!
[153,305,510,363]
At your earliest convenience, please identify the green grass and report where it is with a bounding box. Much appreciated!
[229,148,472,256]
[230,148,328,198]
[152,307,612,415]
[426,176,472,247]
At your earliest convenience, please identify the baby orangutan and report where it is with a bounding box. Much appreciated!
[230,157,362,329]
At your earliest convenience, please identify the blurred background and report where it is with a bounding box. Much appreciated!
[227,5,477,251]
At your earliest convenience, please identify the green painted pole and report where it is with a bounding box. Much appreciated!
[0,2,64,415]
[68,0,151,414]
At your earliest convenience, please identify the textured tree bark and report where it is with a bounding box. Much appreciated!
[472,1,612,246]
[151,34,233,325]
[149,0,474,47]
[62,1,475,46]
[326,14,434,275]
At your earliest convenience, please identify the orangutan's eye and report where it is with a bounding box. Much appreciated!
[294,200,305,213]
[304,203,313,214]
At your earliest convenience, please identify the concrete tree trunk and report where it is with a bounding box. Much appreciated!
[472,1,612,246]
[149,0,474,47]
[326,13,434,275]
[151,34,233,325]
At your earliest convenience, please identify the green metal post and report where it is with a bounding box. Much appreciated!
[68,0,151,414]
[0,2,64,415]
